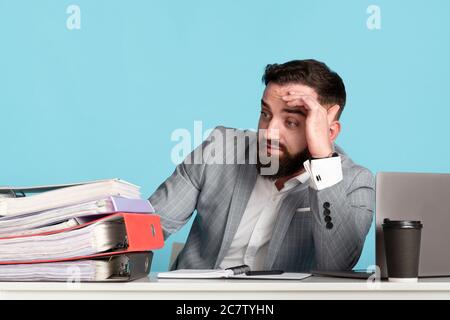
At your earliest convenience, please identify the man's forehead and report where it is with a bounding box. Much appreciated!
[263,83,318,100]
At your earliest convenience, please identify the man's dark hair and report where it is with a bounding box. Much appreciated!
[262,59,346,119]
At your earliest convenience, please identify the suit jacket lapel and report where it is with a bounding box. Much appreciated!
[214,163,258,268]
[263,184,310,270]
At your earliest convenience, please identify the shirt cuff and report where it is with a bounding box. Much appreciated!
[303,156,343,190]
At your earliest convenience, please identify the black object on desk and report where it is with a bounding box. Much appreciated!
[245,270,284,276]
[311,270,374,279]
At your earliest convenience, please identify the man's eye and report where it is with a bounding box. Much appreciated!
[286,120,299,128]
[260,111,270,119]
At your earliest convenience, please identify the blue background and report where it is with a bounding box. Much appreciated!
[1,0,449,272]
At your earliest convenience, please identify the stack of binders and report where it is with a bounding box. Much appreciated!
[0,179,164,282]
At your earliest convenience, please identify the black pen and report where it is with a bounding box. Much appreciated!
[245,270,284,276]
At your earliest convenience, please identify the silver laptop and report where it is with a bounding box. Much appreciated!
[376,172,450,278]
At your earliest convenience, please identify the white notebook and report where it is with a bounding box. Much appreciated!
[157,265,311,280]
[0,179,141,218]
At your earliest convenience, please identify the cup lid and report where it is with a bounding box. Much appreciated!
[382,218,423,229]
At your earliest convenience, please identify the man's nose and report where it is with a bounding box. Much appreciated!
[265,121,281,141]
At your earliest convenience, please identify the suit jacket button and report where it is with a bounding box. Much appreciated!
[326,222,334,229]
[323,202,330,209]
[325,216,332,223]
[323,208,331,216]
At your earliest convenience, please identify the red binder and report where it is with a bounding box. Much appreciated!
[0,212,165,265]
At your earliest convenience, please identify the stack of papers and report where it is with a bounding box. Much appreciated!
[0,259,114,282]
[0,179,162,282]
[0,179,141,217]
[0,218,126,262]
[0,252,153,282]
[0,196,154,237]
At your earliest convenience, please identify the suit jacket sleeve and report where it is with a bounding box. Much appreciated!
[148,127,220,239]
[309,165,375,271]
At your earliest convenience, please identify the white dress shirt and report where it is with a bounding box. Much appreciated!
[219,156,343,270]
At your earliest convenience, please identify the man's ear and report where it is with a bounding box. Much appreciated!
[327,104,341,142]
[327,104,340,123]
[329,120,341,142]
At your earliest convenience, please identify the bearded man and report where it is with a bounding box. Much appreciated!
[149,59,374,272]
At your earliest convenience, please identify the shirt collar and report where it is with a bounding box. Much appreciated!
[294,170,310,184]
[276,170,310,192]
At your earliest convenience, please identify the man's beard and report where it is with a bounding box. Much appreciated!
[256,138,311,180]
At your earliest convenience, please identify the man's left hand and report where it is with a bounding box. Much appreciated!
[282,92,340,158]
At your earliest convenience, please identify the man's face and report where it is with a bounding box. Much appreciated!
[257,82,319,179]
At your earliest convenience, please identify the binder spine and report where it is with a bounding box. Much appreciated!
[110,197,155,213]
[0,190,27,198]
[123,214,164,251]
[109,252,153,281]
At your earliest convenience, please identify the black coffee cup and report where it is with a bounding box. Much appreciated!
[382,219,423,282]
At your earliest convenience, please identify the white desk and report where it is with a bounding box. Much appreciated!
[1,274,450,300]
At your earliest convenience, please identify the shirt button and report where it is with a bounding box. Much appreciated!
[326,222,334,229]
[323,208,331,216]
[323,202,331,209]
[324,216,332,223]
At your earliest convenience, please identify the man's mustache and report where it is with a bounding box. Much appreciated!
[259,139,287,153]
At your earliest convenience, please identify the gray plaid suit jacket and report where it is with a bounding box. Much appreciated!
[149,126,374,272]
